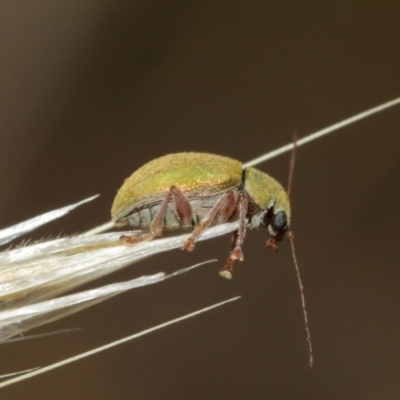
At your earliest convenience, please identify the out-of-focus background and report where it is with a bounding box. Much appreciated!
[0,2,399,399]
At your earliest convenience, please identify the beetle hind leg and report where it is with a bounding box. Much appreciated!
[120,185,193,245]
[120,232,154,245]
[149,185,193,235]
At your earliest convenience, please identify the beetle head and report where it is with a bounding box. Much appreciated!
[261,206,289,251]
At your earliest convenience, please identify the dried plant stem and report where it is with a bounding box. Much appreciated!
[244,96,400,168]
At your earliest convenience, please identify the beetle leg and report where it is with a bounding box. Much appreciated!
[182,190,236,252]
[219,192,248,279]
[150,185,193,235]
[121,185,192,245]
[120,232,154,245]
[216,191,237,224]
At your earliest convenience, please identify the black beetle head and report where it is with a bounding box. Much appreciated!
[262,208,289,239]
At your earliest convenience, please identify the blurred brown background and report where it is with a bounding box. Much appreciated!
[0,2,400,399]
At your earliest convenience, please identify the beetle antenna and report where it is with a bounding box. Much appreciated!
[287,132,298,198]
[287,230,313,367]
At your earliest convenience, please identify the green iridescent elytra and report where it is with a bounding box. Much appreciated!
[111,152,290,231]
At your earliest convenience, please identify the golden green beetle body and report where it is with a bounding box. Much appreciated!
[112,152,291,278]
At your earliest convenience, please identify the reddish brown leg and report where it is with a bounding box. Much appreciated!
[219,192,248,279]
[182,190,236,252]
[266,237,280,252]
[149,186,192,235]
[120,232,154,245]
[121,185,192,245]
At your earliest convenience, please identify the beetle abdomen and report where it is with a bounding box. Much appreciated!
[125,203,181,230]
[119,192,235,231]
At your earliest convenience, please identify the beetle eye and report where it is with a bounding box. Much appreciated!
[271,211,288,235]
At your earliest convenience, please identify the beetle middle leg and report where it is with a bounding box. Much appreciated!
[121,185,192,245]
[182,190,237,252]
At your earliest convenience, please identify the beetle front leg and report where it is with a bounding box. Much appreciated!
[219,192,248,279]
[121,185,192,245]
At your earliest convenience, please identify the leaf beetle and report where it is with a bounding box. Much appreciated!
[111,152,290,279]
[111,151,313,366]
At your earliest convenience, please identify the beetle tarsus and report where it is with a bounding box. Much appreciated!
[219,268,233,279]
[266,237,280,252]
[182,237,196,252]
[120,233,154,245]
[219,244,244,279]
